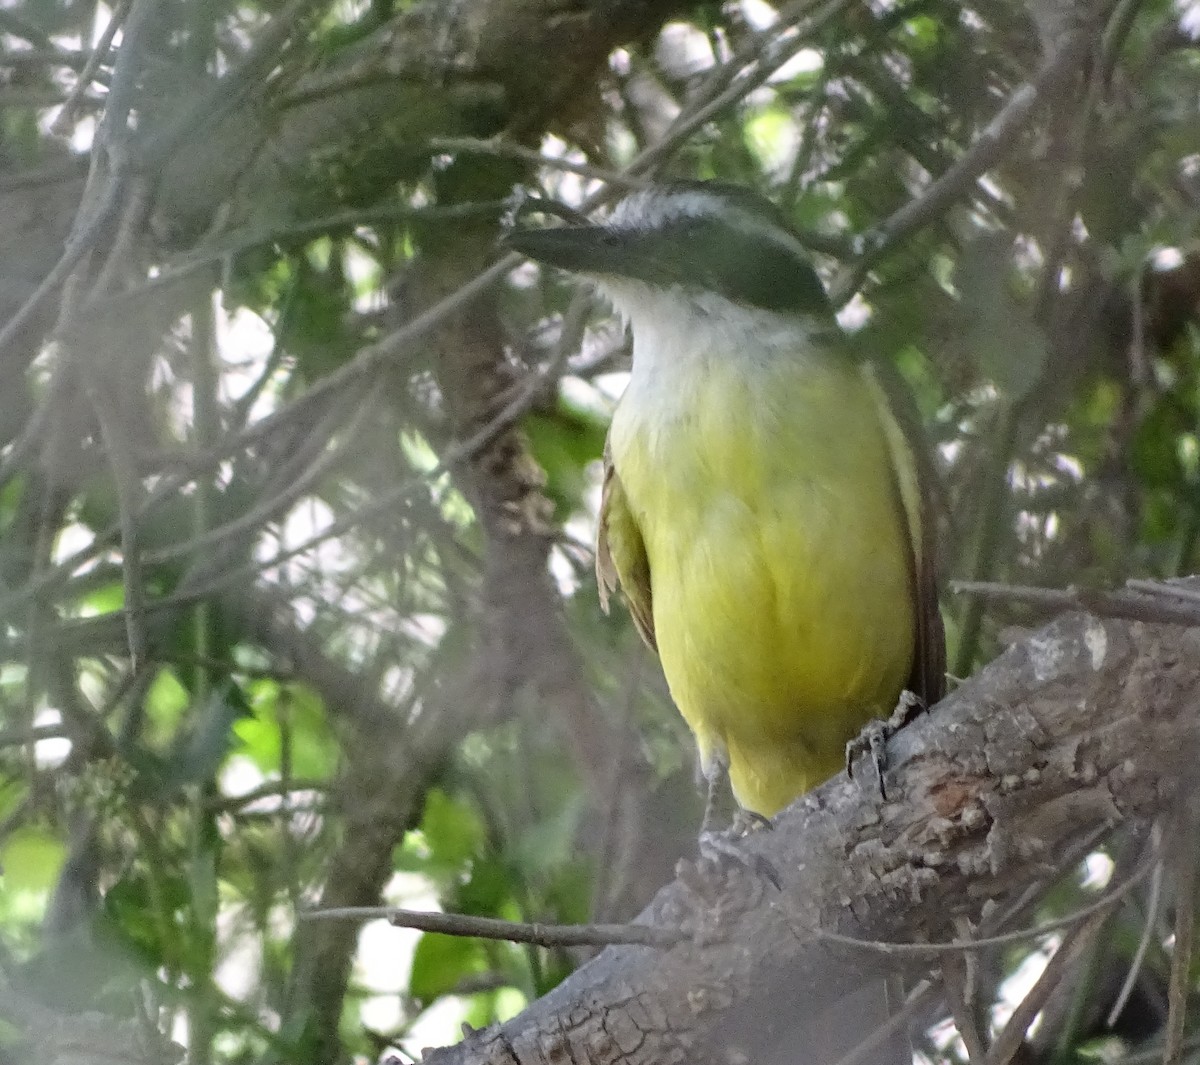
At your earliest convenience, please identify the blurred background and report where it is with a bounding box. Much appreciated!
[0,0,1198,1061]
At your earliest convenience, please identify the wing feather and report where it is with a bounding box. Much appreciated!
[597,436,656,651]
[863,362,946,706]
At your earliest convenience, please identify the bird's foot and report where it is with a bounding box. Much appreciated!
[845,690,925,800]
[697,813,780,890]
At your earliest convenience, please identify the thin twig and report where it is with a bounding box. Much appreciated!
[138,0,329,166]
[982,911,1110,1065]
[47,351,563,626]
[51,0,132,134]
[102,199,511,305]
[631,0,855,180]
[813,855,1155,957]
[950,580,1200,627]
[80,354,148,668]
[0,174,123,355]
[66,0,160,669]
[208,778,328,813]
[429,138,649,189]
[1107,826,1165,1028]
[830,829,1116,1065]
[1125,578,1200,605]
[0,723,72,748]
[830,33,1089,304]
[943,924,989,1064]
[298,906,685,948]
[92,0,158,154]
[1165,808,1200,1065]
[144,382,380,567]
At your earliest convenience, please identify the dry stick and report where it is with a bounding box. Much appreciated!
[0,173,124,357]
[137,0,329,166]
[630,0,854,181]
[4,389,370,685]
[0,262,503,624]
[812,852,1154,958]
[50,0,131,134]
[942,931,988,1064]
[1125,578,1200,605]
[0,6,332,641]
[0,0,320,452]
[1106,825,1165,1028]
[1164,810,1200,1065]
[831,882,1060,1065]
[0,723,72,748]
[67,0,161,669]
[106,198,510,300]
[951,580,1200,628]
[142,383,379,567]
[305,848,1144,960]
[1034,0,1146,322]
[80,353,148,668]
[74,193,159,670]
[982,910,1111,1065]
[299,906,684,949]
[428,138,649,190]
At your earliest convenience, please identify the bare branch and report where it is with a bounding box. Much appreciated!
[300,906,685,949]
[50,0,132,135]
[983,912,1110,1065]
[418,605,1200,1064]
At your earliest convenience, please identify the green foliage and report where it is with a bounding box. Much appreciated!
[0,828,64,900]
[236,680,338,779]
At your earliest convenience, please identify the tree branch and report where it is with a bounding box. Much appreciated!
[418,604,1200,1064]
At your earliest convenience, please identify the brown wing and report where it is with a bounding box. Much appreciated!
[596,436,656,651]
[864,363,946,706]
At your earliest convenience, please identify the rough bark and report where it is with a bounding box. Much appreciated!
[419,606,1200,1064]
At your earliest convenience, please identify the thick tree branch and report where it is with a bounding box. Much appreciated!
[419,606,1200,1064]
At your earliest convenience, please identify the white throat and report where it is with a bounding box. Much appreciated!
[596,279,828,393]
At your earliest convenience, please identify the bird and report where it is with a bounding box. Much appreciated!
[505,180,945,820]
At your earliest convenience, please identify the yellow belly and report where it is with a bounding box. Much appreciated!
[609,355,916,815]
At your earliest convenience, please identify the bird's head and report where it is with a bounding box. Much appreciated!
[504,181,832,325]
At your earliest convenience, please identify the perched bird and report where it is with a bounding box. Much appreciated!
[507,181,944,819]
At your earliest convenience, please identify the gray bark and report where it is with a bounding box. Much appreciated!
[421,607,1198,1063]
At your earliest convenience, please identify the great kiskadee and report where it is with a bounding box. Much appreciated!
[507,181,945,818]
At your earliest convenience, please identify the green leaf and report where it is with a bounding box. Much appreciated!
[523,400,607,519]
[0,828,66,896]
[409,931,487,1003]
[744,105,798,174]
[235,680,337,778]
[1132,401,1189,489]
[145,669,190,740]
[420,788,486,867]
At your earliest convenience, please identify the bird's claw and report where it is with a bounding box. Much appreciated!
[698,826,781,890]
[845,690,925,800]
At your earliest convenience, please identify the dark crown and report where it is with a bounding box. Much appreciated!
[507,180,832,318]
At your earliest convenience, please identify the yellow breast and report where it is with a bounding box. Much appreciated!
[608,353,916,815]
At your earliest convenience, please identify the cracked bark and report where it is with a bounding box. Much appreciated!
[417,607,1200,1064]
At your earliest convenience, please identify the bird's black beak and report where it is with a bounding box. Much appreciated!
[503,225,638,277]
